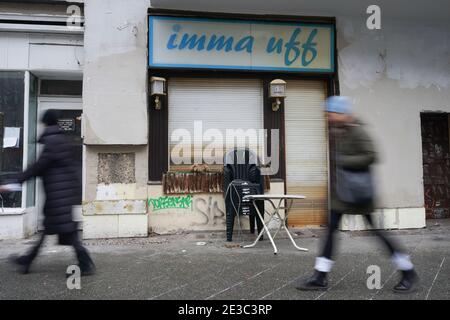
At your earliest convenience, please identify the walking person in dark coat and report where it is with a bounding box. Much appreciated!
[296,96,418,293]
[0,109,95,275]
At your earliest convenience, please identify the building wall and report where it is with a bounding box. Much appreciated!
[0,32,83,71]
[0,2,71,16]
[336,16,450,229]
[82,145,148,239]
[0,28,83,239]
[81,0,150,238]
[82,0,149,145]
[80,0,450,236]
[149,0,450,207]
[337,16,450,207]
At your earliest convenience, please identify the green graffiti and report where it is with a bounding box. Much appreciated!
[148,195,193,211]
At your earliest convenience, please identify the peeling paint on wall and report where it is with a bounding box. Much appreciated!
[338,17,450,90]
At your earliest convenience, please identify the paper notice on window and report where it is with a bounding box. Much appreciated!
[3,127,20,148]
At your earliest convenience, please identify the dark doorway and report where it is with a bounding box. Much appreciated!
[421,113,450,219]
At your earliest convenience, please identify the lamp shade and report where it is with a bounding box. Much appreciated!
[269,79,286,98]
[150,76,166,95]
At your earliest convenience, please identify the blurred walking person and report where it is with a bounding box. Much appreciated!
[0,109,95,276]
[296,96,418,293]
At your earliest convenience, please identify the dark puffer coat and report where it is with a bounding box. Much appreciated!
[330,120,377,215]
[17,125,80,235]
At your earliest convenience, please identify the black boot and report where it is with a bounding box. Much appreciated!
[77,249,96,276]
[9,255,31,274]
[296,270,328,291]
[393,269,419,293]
[80,261,96,276]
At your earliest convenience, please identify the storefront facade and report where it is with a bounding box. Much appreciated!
[81,0,450,238]
[0,1,84,239]
[2,0,449,240]
[144,11,336,234]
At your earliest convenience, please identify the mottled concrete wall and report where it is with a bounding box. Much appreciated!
[98,153,136,184]
[81,0,150,237]
[82,145,148,239]
[84,146,148,203]
[82,0,149,145]
[336,16,450,208]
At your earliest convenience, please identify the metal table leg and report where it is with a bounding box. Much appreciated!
[243,197,309,254]
[266,198,309,252]
[242,199,278,254]
[279,199,309,251]
[269,199,284,240]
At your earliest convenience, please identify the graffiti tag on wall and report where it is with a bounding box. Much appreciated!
[148,195,193,211]
[147,194,226,227]
[193,196,226,227]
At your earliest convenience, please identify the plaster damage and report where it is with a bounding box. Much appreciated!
[98,153,136,184]
[82,145,148,239]
[338,17,450,90]
[334,14,450,216]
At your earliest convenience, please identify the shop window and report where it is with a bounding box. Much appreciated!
[0,71,25,208]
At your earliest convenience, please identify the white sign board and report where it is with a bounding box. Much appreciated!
[149,16,334,73]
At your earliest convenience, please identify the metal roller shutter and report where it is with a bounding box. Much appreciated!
[285,80,328,227]
[168,78,263,170]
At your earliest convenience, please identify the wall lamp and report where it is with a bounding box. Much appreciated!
[269,79,287,112]
[150,76,166,110]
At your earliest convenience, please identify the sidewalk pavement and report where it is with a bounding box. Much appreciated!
[0,220,449,300]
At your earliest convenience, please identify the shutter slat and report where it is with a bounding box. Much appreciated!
[285,80,328,226]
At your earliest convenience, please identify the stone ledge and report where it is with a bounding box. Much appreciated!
[340,207,426,231]
[82,214,148,239]
[0,209,37,240]
[82,200,147,215]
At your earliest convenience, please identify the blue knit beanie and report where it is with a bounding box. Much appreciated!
[326,96,352,114]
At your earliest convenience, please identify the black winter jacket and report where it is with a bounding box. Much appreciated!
[17,125,80,235]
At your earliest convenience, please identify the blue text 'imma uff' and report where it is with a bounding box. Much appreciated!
[166,24,319,67]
